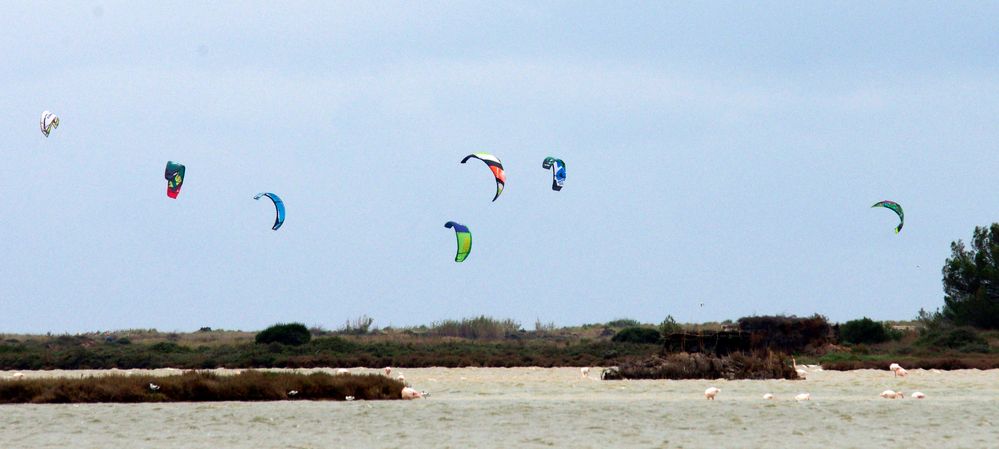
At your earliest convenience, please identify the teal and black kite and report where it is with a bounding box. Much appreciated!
[254,192,285,231]
[872,200,904,234]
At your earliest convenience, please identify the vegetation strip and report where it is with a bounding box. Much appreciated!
[0,371,403,404]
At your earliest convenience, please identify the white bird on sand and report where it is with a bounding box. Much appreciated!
[384,367,392,376]
[581,367,590,378]
[704,387,721,400]
[880,389,903,399]
[11,372,24,380]
[911,392,925,399]
[888,363,907,376]
[795,393,811,401]
[396,374,406,382]
[791,357,807,379]
[345,396,355,401]
[149,383,160,391]
[336,368,350,375]
[401,387,423,400]
[763,393,775,400]
[894,367,908,377]
[288,390,299,396]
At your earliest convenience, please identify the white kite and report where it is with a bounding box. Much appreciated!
[40,111,60,137]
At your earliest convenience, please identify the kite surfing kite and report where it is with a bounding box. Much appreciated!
[40,111,59,137]
[444,221,472,262]
[541,157,566,191]
[872,200,904,234]
[164,161,186,199]
[461,153,505,201]
[254,192,285,231]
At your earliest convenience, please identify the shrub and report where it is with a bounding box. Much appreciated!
[426,316,521,339]
[612,327,661,344]
[658,315,682,335]
[336,315,374,335]
[256,323,312,346]
[839,318,890,345]
[606,319,641,328]
[150,342,187,353]
[917,326,988,350]
[534,318,557,334]
[959,343,991,353]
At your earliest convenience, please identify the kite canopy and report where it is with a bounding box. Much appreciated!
[872,200,904,234]
[40,111,59,137]
[444,221,472,262]
[542,157,566,191]
[164,161,186,199]
[461,153,505,202]
[254,192,286,231]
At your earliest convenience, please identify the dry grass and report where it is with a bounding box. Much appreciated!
[0,371,403,404]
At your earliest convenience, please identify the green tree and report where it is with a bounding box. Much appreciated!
[255,323,311,346]
[839,318,889,345]
[659,315,682,335]
[942,224,999,329]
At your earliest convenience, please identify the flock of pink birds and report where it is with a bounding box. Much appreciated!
[698,362,925,401]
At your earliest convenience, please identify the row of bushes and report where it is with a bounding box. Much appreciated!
[0,336,658,370]
[609,316,993,355]
[307,316,657,339]
[837,317,991,353]
[0,371,402,403]
[611,315,835,354]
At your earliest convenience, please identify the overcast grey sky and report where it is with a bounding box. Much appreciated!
[3,2,999,333]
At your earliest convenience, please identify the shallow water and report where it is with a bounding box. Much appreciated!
[1,367,997,448]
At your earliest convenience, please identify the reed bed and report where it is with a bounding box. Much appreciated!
[0,371,403,404]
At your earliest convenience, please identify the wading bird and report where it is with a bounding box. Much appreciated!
[704,387,721,400]
[401,387,424,400]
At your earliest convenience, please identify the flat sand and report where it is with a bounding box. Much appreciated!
[1,367,996,448]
